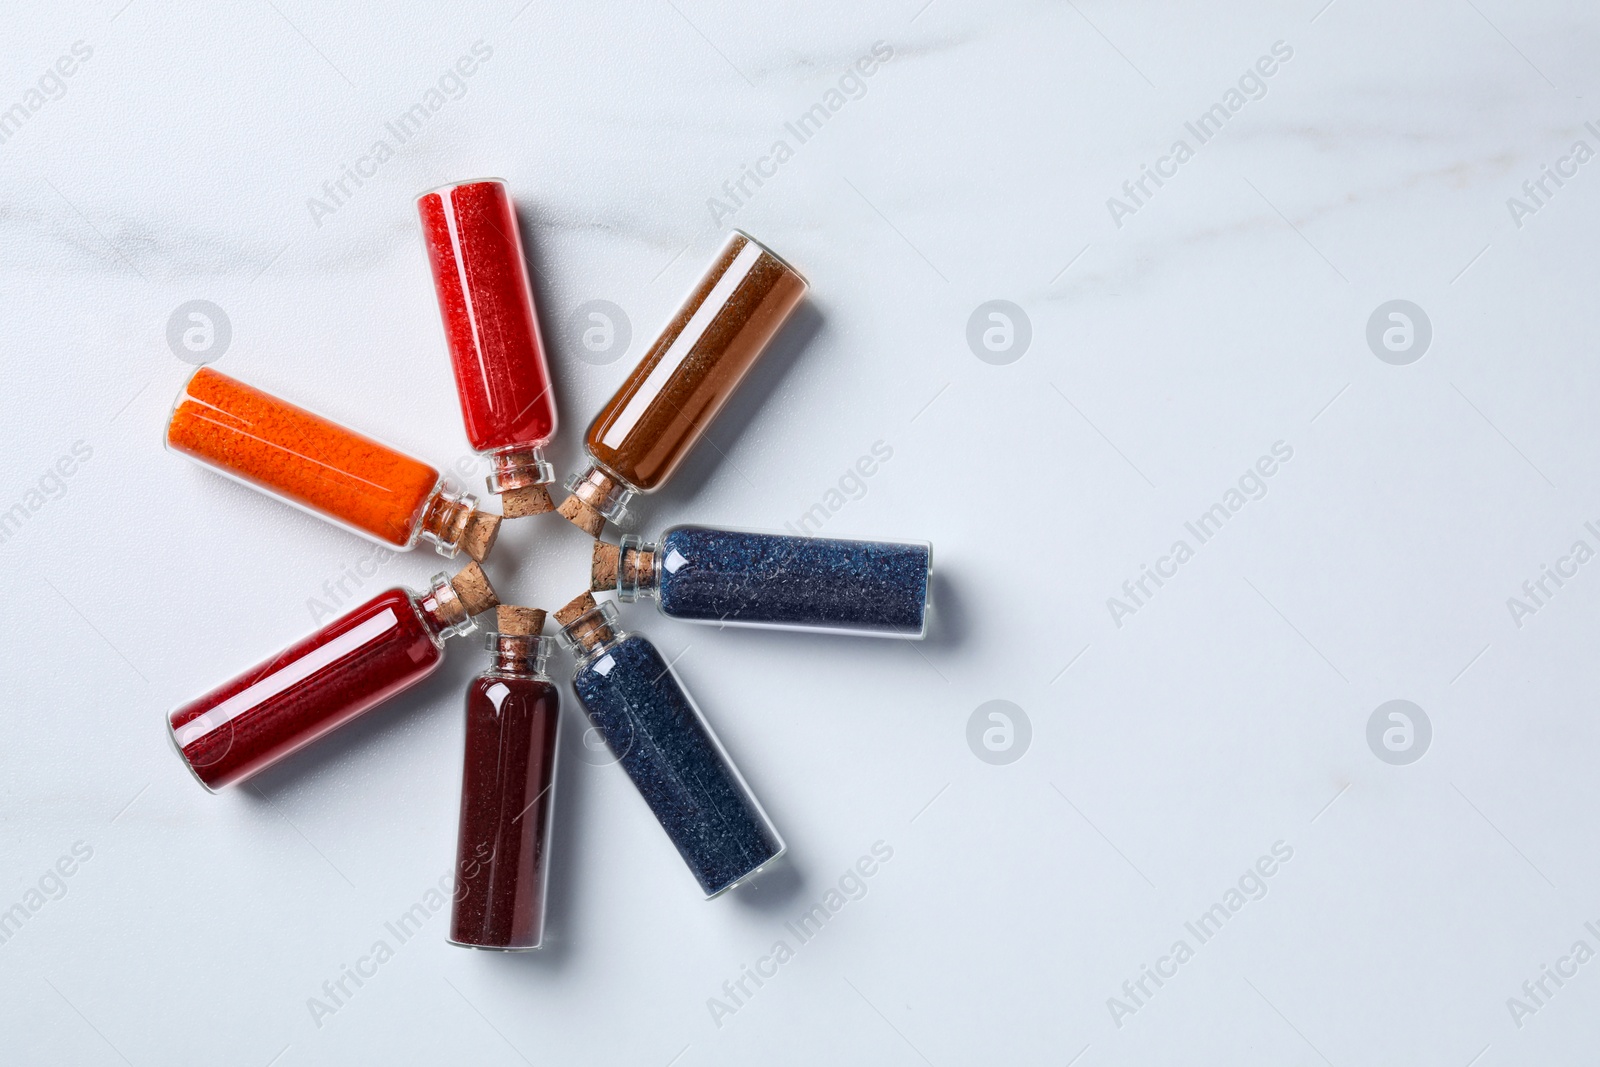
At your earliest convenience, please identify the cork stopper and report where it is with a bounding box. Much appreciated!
[558,466,629,536]
[554,590,614,649]
[557,493,605,537]
[496,605,546,636]
[460,511,502,562]
[591,542,621,591]
[553,591,597,628]
[501,483,555,518]
[449,562,499,617]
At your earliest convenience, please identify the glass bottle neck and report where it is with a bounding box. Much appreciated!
[483,633,551,678]
[418,483,478,556]
[616,534,661,602]
[414,573,477,641]
[486,446,554,494]
[564,462,637,525]
[555,600,626,664]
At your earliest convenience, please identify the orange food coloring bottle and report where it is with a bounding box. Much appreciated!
[165,368,501,560]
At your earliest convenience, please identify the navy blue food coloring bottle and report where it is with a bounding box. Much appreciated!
[553,593,784,898]
[591,526,932,637]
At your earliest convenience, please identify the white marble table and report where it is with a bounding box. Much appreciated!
[3,0,1599,1063]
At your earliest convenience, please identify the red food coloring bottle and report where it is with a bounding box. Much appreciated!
[169,564,497,791]
[417,179,559,519]
[449,606,560,951]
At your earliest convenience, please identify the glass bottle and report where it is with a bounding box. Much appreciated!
[556,231,807,535]
[450,607,561,951]
[168,563,499,791]
[553,594,784,898]
[417,179,559,518]
[166,367,501,560]
[593,525,932,638]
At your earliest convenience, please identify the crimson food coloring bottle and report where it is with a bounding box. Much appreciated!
[450,606,561,951]
[169,564,499,791]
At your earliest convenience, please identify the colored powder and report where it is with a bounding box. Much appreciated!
[418,180,557,454]
[571,634,782,897]
[655,526,930,636]
[585,233,806,491]
[167,368,440,546]
[169,588,443,790]
[451,676,560,950]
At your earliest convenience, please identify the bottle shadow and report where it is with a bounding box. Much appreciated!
[729,855,807,914]
[626,562,969,668]
[485,698,593,971]
[511,200,563,299]
[633,300,827,517]
[239,647,476,804]
[921,567,969,653]
[238,656,592,971]
[507,205,827,527]
[509,199,587,483]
